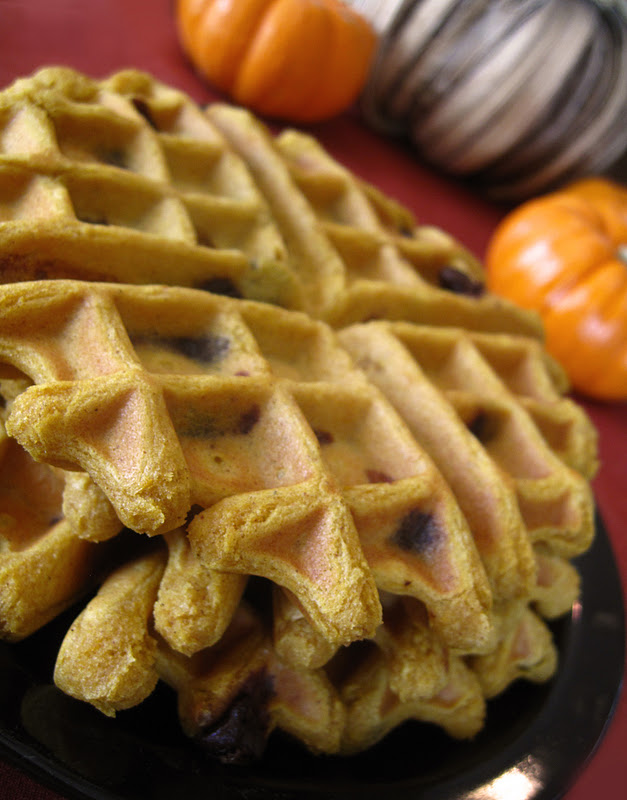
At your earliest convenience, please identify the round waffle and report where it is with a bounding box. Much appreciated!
[0,66,599,763]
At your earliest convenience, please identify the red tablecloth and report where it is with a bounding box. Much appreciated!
[0,2,625,798]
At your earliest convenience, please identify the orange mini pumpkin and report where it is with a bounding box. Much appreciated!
[175,0,377,123]
[486,178,627,402]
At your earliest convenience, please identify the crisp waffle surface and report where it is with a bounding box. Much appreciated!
[0,67,300,306]
[0,66,542,337]
[0,66,600,763]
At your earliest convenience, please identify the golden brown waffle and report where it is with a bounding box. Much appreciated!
[0,278,500,655]
[2,66,541,340]
[0,383,125,640]
[154,528,248,657]
[469,600,558,699]
[0,65,600,764]
[206,102,544,336]
[0,279,385,652]
[0,280,192,536]
[0,429,96,640]
[156,601,346,761]
[339,322,596,567]
[0,279,585,760]
[0,67,300,307]
[338,643,486,754]
[187,296,493,654]
[530,546,581,620]
[54,548,166,716]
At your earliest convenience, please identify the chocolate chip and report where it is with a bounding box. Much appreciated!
[132,331,231,368]
[438,266,485,297]
[237,405,260,435]
[366,469,393,483]
[195,230,215,248]
[314,429,334,445]
[195,669,275,764]
[391,509,441,557]
[160,334,230,364]
[467,411,498,443]
[195,277,242,298]
[179,405,260,440]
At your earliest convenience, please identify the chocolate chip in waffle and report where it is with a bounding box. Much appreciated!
[0,67,300,307]
[156,600,346,763]
[190,296,494,654]
[2,66,541,343]
[339,321,597,571]
[205,102,544,336]
[0,279,384,652]
[0,64,601,766]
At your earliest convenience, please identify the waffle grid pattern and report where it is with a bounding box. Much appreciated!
[0,67,599,761]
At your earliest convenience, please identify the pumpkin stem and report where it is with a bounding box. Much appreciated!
[619,244,627,266]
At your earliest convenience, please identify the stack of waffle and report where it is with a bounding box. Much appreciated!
[0,67,597,762]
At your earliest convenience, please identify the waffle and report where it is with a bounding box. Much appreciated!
[0,65,600,763]
[0,66,542,340]
[0,383,124,640]
[339,322,596,567]
[0,429,95,640]
[206,102,544,336]
[0,67,300,308]
[54,548,166,716]
[338,643,486,754]
[469,600,559,700]
[0,279,387,652]
[0,279,192,536]
[0,279,587,761]
[156,601,346,762]
[154,528,248,657]
[0,278,502,655]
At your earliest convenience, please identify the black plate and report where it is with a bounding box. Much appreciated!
[0,509,624,800]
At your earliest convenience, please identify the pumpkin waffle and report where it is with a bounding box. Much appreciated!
[156,600,346,762]
[205,102,543,336]
[0,279,384,652]
[338,321,596,566]
[54,565,346,759]
[469,600,559,700]
[0,276,592,758]
[338,642,486,754]
[2,66,539,341]
[0,65,600,764]
[530,545,580,620]
[0,428,98,641]
[188,296,493,654]
[0,67,300,307]
[0,386,127,640]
